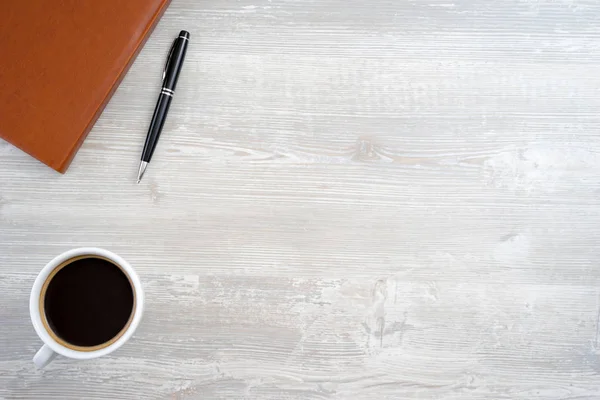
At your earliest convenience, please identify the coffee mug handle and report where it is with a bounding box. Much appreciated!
[33,344,57,368]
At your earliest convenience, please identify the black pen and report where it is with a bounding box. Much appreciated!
[137,30,190,183]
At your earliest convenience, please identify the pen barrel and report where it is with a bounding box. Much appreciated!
[163,32,189,91]
[141,93,172,162]
[139,31,189,167]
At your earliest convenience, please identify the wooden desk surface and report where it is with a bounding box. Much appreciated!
[2,0,600,398]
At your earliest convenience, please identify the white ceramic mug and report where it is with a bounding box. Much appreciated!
[30,248,144,368]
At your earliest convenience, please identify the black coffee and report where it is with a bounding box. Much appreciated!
[44,257,134,347]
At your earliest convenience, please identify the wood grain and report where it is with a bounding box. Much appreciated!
[2,0,600,398]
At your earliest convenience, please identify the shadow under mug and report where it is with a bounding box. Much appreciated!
[30,248,144,368]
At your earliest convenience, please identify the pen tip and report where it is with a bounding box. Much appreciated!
[137,161,148,184]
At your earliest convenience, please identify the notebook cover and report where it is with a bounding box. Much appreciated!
[0,0,171,173]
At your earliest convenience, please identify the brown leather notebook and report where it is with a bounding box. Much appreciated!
[0,0,171,173]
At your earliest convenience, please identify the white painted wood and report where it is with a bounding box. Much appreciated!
[2,0,600,398]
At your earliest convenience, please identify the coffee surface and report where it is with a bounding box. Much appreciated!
[44,257,134,347]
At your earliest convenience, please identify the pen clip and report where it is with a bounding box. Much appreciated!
[162,38,177,83]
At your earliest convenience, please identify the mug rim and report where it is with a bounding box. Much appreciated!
[30,247,144,360]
